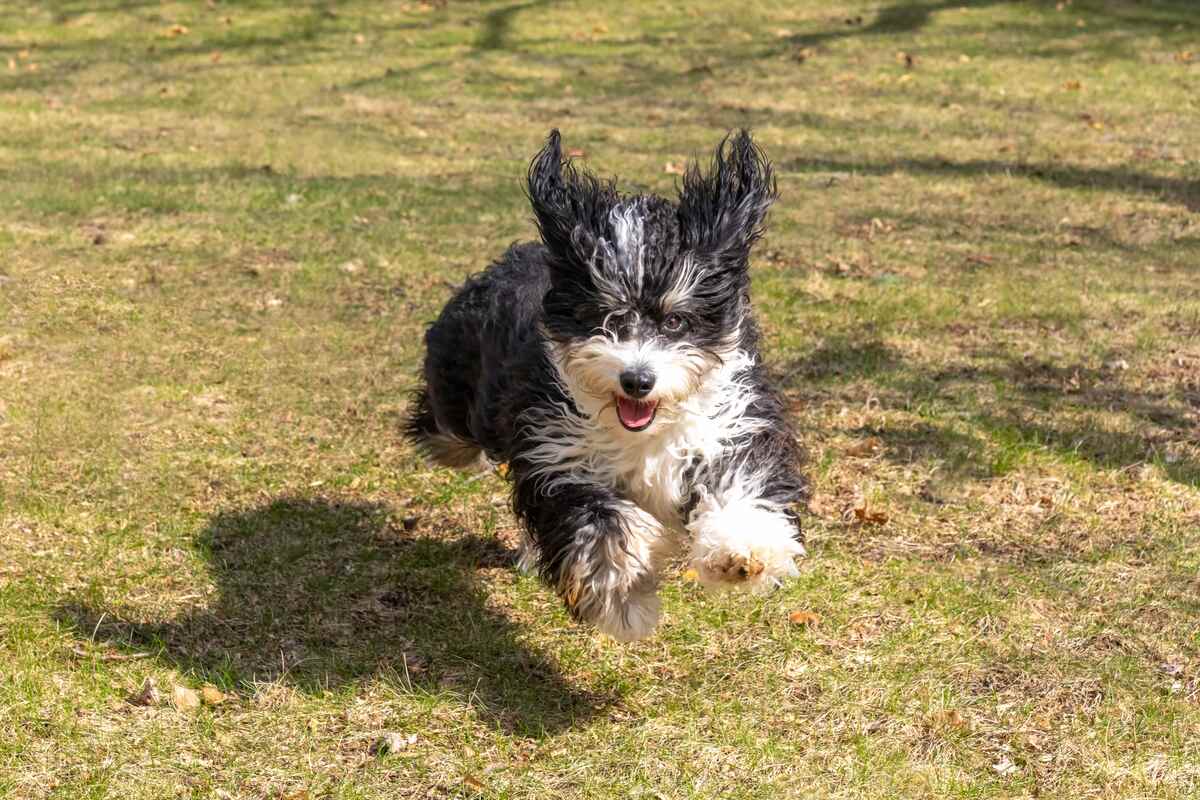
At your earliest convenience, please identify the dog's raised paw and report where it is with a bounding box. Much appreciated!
[705,551,766,582]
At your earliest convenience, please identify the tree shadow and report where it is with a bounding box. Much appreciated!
[785,0,1199,51]
[776,331,1200,487]
[56,497,617,736]
[475,0,556,52]
[779,155,1200,213]
[780,334,901,382]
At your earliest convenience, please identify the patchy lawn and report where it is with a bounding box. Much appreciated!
[2,0,1199,797]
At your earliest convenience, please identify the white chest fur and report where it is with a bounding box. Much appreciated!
[521,348,768,529]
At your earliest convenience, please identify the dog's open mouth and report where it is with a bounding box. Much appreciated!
[615,396,658,432]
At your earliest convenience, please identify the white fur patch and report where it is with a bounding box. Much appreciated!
[559,502,665,641]
[515,529,541,575]
[586,202,648,306]
[687,480,804,592]
[521,342,764,526]
[661,253,705,312]
[608,203,646,291]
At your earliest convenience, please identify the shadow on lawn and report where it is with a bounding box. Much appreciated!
[779,334,1200,487]
[780,156,1200,213]
[784,0,1199,50]
[58,497,614,736]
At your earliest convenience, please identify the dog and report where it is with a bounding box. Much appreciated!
[406,129,809,641]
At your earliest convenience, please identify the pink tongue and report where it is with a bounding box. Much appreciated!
[617,397,656,428]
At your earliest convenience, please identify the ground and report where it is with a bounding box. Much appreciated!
[2,1,1199,798]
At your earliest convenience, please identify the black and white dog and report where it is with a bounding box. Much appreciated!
[406,130,809,641]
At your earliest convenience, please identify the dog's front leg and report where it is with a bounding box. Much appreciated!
[513,475,666,641]
[686,455,807,593]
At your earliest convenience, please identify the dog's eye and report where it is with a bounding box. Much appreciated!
[662,313,688,334]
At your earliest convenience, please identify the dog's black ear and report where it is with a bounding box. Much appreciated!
[527,130,572,254]
[677,130,777,265]
[526,130,610,263]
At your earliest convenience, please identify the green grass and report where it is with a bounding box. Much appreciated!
[2,0,1200,797]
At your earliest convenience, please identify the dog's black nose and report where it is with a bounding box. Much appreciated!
[619,368,656,399]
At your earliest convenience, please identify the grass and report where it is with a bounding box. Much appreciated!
[1,0,1199,797]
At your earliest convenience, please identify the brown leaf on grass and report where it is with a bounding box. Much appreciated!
[353,33,366,45]
[852,500,888,525]
[162,24,189,37]
[788,610,821,626]
[172,684,201,713]
[463,775,486,791]
[127,678,162,707]
[845,437,882,458]
[200,684,227,706]
[210,51,222,63]
[663,161,685,175]
[566,147,586,159]
[1063,80,1082,90]
[933,708,966,729]
[1176,51,1195,63]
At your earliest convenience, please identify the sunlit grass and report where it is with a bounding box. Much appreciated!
[2,0,1199,797]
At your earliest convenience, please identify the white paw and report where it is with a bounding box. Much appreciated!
[558,503,667,641]
[687,490,804,593]
[592,590,661,642]
[515,529,541,575]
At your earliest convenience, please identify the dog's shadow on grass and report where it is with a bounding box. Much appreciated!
[57,497,614,736]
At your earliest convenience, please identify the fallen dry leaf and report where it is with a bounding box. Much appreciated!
[853,501,889,525]
[993,756,1019,776]
[1063,80,1082,90]
[172,684,201,713]
[933,708,966,729]
[663,161,685,175]
[845,437,882,458]
[200,684,227,706]
[788,609,821,626]
[162,24,189,37]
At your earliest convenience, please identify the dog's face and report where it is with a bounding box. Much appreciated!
[529,129,776,434]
